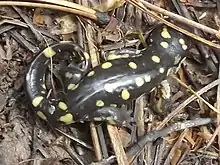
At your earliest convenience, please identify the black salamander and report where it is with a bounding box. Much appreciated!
[26,41,91,121]
[26,24,189,127]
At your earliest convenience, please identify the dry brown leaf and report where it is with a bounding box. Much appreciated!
[118,128,131,148]
[184,133,196,147]
[58,15,77,34]
[197,126,213,141]
[33,8,44,25]
[192,137,203,151]
[164,132,179,144]
[171,148,182,165]
[55,14,77,40]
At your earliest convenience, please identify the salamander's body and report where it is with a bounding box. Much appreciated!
[26,24,189,126]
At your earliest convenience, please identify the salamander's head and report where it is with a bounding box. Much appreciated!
[147,24,190,66]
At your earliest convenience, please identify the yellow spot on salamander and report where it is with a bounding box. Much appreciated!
[121,54,130,58]
[179,38,185,45]
[144,75,151,82]
[104,83,114,93]
[59,113,74,124]
[151,55,161,63]
[160,42,169,48]
[43,47,56,58]
[93,117,103,121]
[161,27,171,38]
[42,84,46,89]
[135,77,144,87]
[41,91,46,94]
[101,62,112,69]
[182,45,187,50]
[107,53,130,60]
[96,100,104,107]
[87,70,95,77]
[68,83,79,90]
[128,62,137,69]
[110,104,117,107]
[121,89,130,100]
[159,67,165,73]
[37,111,47,120]
[179,38,188,50]
[58,102,68,111]
[106,54,117,60]
[32,96,44,107]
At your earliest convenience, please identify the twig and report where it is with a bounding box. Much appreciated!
[205,124,220,149]
[12,6,43,42]
[216,62,220,154]
[8,30,39,53]
[0,1,97,21]
[0,25,15,34]
[0,19,28,28]
[107,125,129,165]
[163,129,188,165]
[157,79,220,130]
[126,0,220,50]
[139,0,218,37]
[126,118,213,164]
[55,128,93,150]
[172,75,220,114]
[32,0,95,14]
[90,123,103,161]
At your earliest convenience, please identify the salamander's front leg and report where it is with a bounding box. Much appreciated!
[92,106,132,128]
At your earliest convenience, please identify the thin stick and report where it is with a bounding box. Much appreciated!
[108,125,129,165]
[157,79,220,129]
[140,0,219,37]
[127,118,213,163]
[172,75,220,114]
[0,1,97,21]
[32,0,96,14]
[126,0,220,50]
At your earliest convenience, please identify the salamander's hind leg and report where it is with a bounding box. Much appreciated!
[92,106,133,128]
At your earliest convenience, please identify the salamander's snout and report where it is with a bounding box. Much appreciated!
[147,24,190,66]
